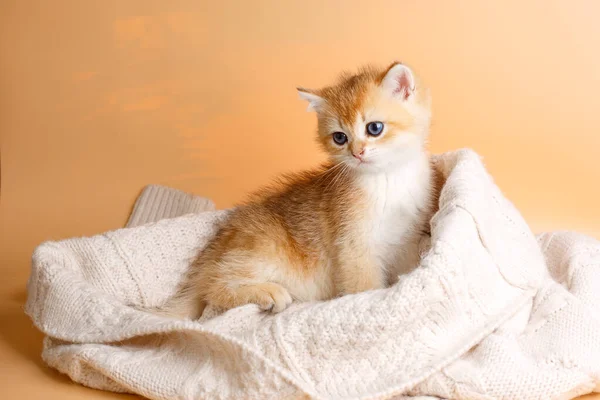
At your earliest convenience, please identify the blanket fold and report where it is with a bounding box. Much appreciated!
[25,150,600,400]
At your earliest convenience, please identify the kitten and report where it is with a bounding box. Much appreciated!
[163,62,436,318]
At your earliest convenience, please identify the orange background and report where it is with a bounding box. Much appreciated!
[1,1,599,398]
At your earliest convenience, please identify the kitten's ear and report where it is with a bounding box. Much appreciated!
[381,62,415,101]
[297,88,325,112]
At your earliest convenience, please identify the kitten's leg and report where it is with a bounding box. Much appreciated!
[334,250,385,295]
[207,281,293,313]
[198,255,294,313]
[387,233,427,285]
[157,256,294,318]
[165,266,293,316]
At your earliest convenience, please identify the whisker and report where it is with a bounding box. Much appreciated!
[324,162,349,193]
[315,161,346,186]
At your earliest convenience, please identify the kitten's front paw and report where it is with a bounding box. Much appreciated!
[260,283,293,313]
[241,282,293,313]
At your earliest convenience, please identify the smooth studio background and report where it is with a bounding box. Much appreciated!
[1,1,599,398]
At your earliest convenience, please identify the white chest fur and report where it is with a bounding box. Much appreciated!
[358,154,432,278]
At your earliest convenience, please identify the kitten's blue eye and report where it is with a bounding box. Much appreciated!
[366,121,384,136]
[332,132,348,145]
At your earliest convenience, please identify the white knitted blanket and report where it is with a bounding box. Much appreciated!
[25,149,600,400]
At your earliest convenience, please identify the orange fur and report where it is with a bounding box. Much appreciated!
[161,62,437,318]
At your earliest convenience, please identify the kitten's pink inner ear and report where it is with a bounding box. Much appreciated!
[382,64,415,101]
[395,72,412,100]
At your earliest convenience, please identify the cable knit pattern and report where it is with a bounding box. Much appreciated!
[25,149,600,400]
[127,184,215,228]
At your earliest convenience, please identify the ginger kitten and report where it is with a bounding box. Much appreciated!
[164,62,435,318]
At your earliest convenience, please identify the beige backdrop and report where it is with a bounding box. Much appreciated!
[1,1,599,399]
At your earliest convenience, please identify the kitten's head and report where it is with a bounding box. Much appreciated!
[298,62,431,172]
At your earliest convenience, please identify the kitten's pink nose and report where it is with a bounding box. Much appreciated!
[352,149,365,160]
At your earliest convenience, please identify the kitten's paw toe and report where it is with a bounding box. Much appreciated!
[259,301,275,312]
[255,283,292,313]
[269,286,293,313]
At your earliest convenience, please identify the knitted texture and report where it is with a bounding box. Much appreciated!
[127,184,215,227]
[25,149,600,400]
